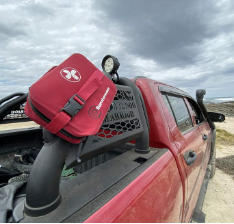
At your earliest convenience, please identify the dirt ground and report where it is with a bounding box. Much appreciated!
[202,117,234,223]
[0,121,39,131]
[215,117,234,135]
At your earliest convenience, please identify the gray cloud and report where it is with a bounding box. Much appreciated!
[0,21,27,38]
[93,0,222,68]
[0,0,234,100]
[23,2,55,17]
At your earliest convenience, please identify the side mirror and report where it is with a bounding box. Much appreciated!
[207,112,225,122]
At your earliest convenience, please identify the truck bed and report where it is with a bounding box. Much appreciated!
[1,126,183,223]
[11,145,168,223]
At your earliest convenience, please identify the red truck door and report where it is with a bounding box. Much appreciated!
[182,97,212,221]
[185,97,212,165]
[161,94,208,222]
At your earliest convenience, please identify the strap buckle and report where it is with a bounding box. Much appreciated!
[61,94,85,118]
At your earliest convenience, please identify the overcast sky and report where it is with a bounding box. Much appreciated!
[0,0,234,99]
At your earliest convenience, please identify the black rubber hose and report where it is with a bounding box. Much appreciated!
[24,129,72,217]
[0,93,28,121]
[117,78,150,154]
[196,89,215,130]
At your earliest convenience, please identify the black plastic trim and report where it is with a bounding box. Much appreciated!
[117,78,150,154]
[0,127,43,155]
[191,164,211,222]
[65,83,147,168]
[183,150,197,166]
[25,194,61,217]
[60,94,85,118]
[196,89,215,130]
[0,93,28,121]
[159,85,193,99]
[0,92,25,106]
[0,118,30,124]
[209,129,216,163]
[24,129,70,217]
[137,86,150,131]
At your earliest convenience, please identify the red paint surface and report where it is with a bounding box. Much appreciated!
[85,151,183,223]
[84,78,211,223]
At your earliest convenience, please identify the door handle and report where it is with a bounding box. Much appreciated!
[183,150,197,166]
[202,134,208,141]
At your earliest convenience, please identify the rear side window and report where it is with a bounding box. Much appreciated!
[167,95,193,133]
[187,99,204,125]
[161,94,174,117]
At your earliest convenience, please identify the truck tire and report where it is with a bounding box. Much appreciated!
[209,145,216,178]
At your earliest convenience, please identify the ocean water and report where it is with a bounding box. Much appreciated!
[204,97,234,104]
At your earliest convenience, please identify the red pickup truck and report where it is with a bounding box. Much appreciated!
[0,66,224,222]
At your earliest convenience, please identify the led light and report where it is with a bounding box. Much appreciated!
[102,55,120,74]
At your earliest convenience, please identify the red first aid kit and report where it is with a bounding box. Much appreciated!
[24,53,117,144]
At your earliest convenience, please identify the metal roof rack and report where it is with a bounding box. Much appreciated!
[66,77,150,168]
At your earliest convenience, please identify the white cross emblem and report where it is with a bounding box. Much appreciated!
[60,67,81,82]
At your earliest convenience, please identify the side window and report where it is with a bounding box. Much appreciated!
[161,94,174,117]
[167,95,193,133]
[187,99,204,125]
